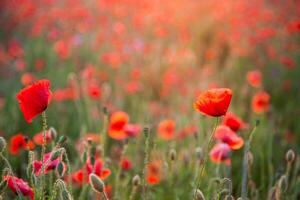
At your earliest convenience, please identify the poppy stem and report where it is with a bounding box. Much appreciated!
[142,127,150,200]
[241,121,258,199]
[40,111,48,200]
[194,117,219,198]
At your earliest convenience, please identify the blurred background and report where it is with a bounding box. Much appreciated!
[0,0,300,199]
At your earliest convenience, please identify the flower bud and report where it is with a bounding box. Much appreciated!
[195,147,203,160]
[61,189,73,200]
[286,149,295,163]
[56,161,65,178]
[132,175,141,186]
[89,173,105,193]
[57,136,67,146]
[169,149,177,161]
[49,127,57,140]
[0,137,7,152]
[195,189,205,200]
[50,148,64,161]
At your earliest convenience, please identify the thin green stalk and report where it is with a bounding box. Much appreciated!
[40,111,48,200]
[241,123,258,199]
[194,117,219,196]
[142,128,150,200]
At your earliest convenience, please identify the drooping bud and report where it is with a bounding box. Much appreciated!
[285,149,295,163]
[49,127,57,140]
[169,149,177,161]
[0,137,7,152]
[89,173,105,193]
[50,148,64,161]
[132,175,141,186]
[195,189,205,200]
[57,136,67,146]
[61,189,73,200]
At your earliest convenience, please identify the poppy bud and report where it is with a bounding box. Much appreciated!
[169,149,177,161]
[255,119,260,127]
[50,148,64,161]
[278,175,288,192]
[57,136,67,146]
[195,147,203,160]
[56,161,65,178]
[89,173,105,193]
[61,189,73,200]
[132,174,141,186]
[0,137,7,152]
[49,127,57,140]
[195,189,205,200]
[285,149,295,163]
[143,127,150,137]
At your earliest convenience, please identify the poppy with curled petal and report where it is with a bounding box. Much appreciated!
[158,119,176,140]
[3,176,34,200]
[16,79,52,123]
[214,125,244,150]
[194,88,232,117]
[223,112,247,132]
[251,91,270,114]
[108,111,129,140]
[210,143,231,165]
[9,133,35,155]
[146,161,161,185]
[33,152,65,176]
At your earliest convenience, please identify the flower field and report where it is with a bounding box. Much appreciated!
[0,0,300,199]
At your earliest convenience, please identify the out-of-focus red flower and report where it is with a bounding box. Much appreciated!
[223,112,247,131]
[87,82,102,100]
[214,125,244,150]
[120,158,132,171]
[108,111,129,140]
[54,40,69,59]
[33,152,64,176]
[53,87,78,102]
[251,91,270,114]
[8,40,24,58]
[280,56,295,69]
[72,158,111,185]
[194,88,232,117]
[16,79,52,123]
[3,176,34,200]
[9,133,35,155]
[147,161,161,185]
[210,143,231,165]
[21,73,36,86]
[158,119,176,140]
[246,70,262,88]
[124,124,141,137]
[33,130,53,145]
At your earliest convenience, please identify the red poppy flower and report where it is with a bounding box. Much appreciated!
[87,82,102,100]
[120,158,132,171]
[16,79,52,123]
[33,152,64,176]
[214,125,244,150]
[194,88,232,117]
[222,112,247,132]
[146,161,161,185]
[9,133,35,155]
[210,143,231,165]
[158,119,176,140]
[251,91,270,114]
[3,176,34,200]
[108,111,129,140]
[33,130,53,145]
[246,70,262,88]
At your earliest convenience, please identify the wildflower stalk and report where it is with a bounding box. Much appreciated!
[194,117,219,197]
[142,127,151,200]
[40,111,48,200]
[241,121,258,199]
[101,107,109,158]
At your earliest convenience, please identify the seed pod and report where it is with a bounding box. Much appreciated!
[169,149,177,161]
[195,189,205,200]
[49,127,57,140]
[132,175,141,186]
[89,173,105,193]
[0,137,7,152]
[285,149,295,163]
[195,147,203,160]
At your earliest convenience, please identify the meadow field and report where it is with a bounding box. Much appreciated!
[0,0,300,199]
